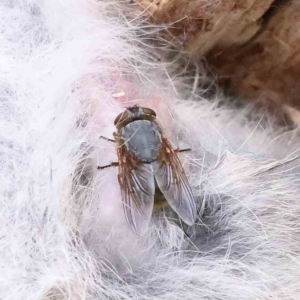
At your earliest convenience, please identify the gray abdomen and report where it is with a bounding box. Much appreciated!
[121,120,162,163]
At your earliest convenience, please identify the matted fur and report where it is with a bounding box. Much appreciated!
[1,1,300,299]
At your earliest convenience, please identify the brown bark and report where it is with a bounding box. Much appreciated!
[137,0,300,123]
[208,0,300,109]
[139,0,273,54]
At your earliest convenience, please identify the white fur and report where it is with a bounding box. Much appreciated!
[1,1,300,299]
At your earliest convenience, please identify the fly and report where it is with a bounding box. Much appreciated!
[98,106,196,235]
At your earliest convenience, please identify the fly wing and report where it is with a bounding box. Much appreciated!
[153,138,196,225]
[118,160,155,235]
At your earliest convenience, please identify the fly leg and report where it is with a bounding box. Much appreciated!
[99,136,115,143]
[175,148,192,153]
[97,162,119,170]
[183,227,191,238]
[98,134,119,169]
[178,218,194,239]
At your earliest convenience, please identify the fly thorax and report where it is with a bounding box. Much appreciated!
[121,120,162,163]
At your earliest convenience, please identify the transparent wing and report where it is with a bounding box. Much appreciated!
[118,159,155,236]
[153,138,196,225]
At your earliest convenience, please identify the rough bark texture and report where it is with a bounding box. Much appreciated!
[208,0,300,109]
[138,0,300,121]
[139,0,273,54]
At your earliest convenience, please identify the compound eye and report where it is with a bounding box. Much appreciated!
[141,107,156,117]
[114,110,130,126]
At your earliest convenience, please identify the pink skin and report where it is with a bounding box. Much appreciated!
[80,72,178,243]
[85,70,173,137]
